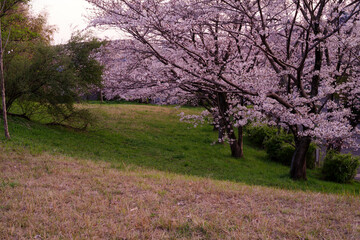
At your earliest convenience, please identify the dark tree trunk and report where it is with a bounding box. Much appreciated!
[217,126,225,144]
[238,126,244,157]
[229,140,242,158]
[217,92,243,158]
[311,23,322,98]
[216,118,225,144]
[212,117,225,144]
[290,136,311,180]
[100,89,104,103]
[225,123,243,158]
[227,129,243,158]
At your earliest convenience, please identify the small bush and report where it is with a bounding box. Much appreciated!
[306,143,317,169]
[247,124,318,168]
[322,151,360,183]
[264,135,317,168]
[246,124,277,148]
[264,134,295,166]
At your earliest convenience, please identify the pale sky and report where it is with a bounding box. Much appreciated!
[30,0,120,44]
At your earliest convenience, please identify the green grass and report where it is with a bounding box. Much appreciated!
[2,102,360,195]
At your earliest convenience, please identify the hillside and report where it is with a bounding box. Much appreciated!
[1,149,359,239]
[3,103,360,194]
[1,103,360,238]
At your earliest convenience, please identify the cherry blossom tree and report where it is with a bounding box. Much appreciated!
[87,0,360,180]
[87,0,262,158]
[97,39,254,155]
[219,0,360,179]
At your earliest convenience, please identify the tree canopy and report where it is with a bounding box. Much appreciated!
[87,0,360,180]
[2,1,104,129]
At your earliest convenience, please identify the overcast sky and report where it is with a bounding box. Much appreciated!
[30,0,119,44]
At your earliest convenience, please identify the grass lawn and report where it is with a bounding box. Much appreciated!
[2,102,360,195]
[1,102,360,239]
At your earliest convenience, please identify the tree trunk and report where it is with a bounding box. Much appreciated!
[215,118,225,144]
[226,126,243,158]
[217,126,225,144]
[290,136,311,180]
[237,126,244,157]
[310,23,322,98]
[229,136,242,158]
[100,89,104,103]
[217,92,243,158]
[0,21,10,140]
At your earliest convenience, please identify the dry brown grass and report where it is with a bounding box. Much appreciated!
[1,149,359,239]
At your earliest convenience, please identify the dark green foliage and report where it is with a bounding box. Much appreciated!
[66,33,104,88]
[322,151,360,183]
[245,124,277,147]
[2,2,103,130]
[246,124,318,168]
[0,1,30,17]
[306,143,317,169]
[263,131,317,168]
[264,134,294,166]
[5,34,104,128]
[1,2,52,44]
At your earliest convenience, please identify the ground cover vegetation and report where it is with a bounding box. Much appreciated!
[0,0,359,238]
[2,103,360,194]
[88,0,360,181]
[246,124,317,168]
[1,146,359,239]
[0,0,357,190]
[322,150,360,183]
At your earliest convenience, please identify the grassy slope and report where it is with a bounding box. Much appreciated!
[1,150,359,239]
[2,103,360,194]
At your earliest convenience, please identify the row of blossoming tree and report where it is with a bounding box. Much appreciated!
[87,0,360,180]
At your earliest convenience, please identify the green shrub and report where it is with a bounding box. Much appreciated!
[322,151,360,183]
[264,134,295,166]
[264,135,317,168]
[306,143,317,169]
[5,34,104,130]
[246,124,277,148]
[247,124,318,168]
